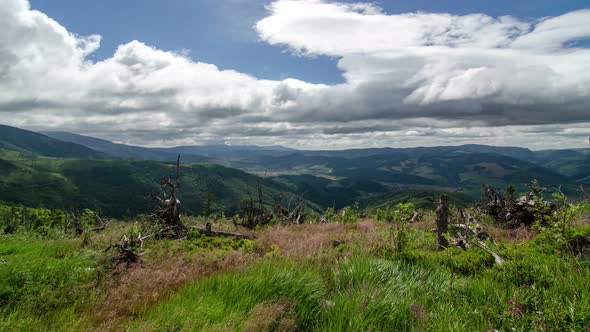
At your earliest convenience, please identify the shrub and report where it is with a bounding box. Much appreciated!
[375,202,415,223]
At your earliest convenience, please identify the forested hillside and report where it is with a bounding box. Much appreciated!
[0,149,305,217]
[2,124,589,216]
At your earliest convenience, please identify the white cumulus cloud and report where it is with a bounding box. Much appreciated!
[0,0,589,149]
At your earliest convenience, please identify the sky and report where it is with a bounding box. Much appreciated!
[0,0,589,149]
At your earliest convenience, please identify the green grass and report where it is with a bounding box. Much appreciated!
[1,202,589,331]
[0,238,107,331]
[127,246,590,331]
[127,258,325,331]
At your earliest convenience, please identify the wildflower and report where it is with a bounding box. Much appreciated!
[362,300,369,307]
[410,303,426,319]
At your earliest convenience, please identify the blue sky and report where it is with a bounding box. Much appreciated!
[29,0,590,85]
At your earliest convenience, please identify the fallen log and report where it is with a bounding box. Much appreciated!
[190,223,255,240]
[451,223,504,265]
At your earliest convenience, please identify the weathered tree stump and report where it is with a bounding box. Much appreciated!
[436,194,449,249]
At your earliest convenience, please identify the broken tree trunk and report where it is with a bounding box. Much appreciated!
[436,194,450,249]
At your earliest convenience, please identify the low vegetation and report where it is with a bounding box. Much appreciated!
[1,182,589,331]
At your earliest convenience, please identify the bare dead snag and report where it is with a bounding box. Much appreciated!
[147,154,186,238]
[435,194,449,250]
[65,211,85,236]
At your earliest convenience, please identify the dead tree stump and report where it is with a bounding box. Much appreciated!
[436,194,450,249]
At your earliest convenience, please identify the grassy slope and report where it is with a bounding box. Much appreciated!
[1,207,589,331]
[0,238,104,331]
[126,220,590,331]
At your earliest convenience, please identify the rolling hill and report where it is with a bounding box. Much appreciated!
[0,124,105,159]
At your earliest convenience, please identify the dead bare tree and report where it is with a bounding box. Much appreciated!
[65,211,84,236]
[65,211,110,235]
[147,155,186,238]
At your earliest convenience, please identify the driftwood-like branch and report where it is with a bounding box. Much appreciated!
[448,207,504,265]
[88,215,111,232]
[409,210,421,223]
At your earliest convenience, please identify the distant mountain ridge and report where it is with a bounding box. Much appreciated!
[39,128,589,167]
[42,131,295,161]
[0,125,105,159]
[42,131,209,163]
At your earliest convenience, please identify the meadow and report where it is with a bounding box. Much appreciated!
[1,198,589,331]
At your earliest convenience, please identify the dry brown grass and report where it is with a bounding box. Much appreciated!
[484,224,538,243]
[408,219,436,232]
[88,247,255,331]
[573,216,590,228]
[85,221,385,330]
[255,220,384,258]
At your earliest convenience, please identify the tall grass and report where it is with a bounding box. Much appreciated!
[0,238,105,331]
[128,258,325,331]
[129,243,590,331]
